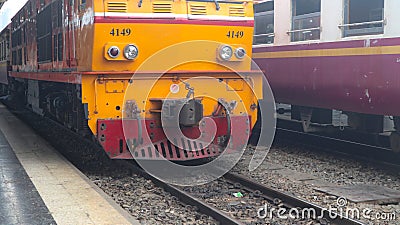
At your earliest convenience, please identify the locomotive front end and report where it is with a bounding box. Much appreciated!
[80,0,262,160]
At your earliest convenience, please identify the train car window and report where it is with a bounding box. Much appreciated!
[11,29,22,47]
[28,3,32,17]
[17,14,21,26]
[53,35,57,62]
[37,6,52,63]
[58,33,63,61]
[343,0,384,37]
[57,1,63,27]
[290,0,321,42]
[21,10,25,23]
[253,1,274,45]
[24,47,27,64]
[12,51,16,65]
[254,1,273,13]
[0,42,3,61]
[80,0,86,10]
[52,1,63,28]
[23,26,26,44]
[17,49,22,65]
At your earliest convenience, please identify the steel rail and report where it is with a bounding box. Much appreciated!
[119,161,244,225]
[224,172,364,225]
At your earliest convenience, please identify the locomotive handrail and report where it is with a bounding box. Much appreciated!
[286,27,321,34]
[338,19,386,28]
[254,33,275,37]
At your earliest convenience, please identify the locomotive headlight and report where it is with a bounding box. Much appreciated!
[107,46,120,58]
[123,44,139,60]
[235,47,246,59]
[219,45,233,61]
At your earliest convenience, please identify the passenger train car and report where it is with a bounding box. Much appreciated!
[0,25,9,95]
[0,0,262,160]
[253,0,400,151]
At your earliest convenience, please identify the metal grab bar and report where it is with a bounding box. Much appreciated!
[286,27,321,34]
[338,19,386,28]
[254,33,275,37]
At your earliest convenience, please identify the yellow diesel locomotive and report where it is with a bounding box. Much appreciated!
[4,0,262,160]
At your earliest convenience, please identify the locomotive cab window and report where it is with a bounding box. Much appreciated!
[290,0,321,42]
[343,0,384,37]
[254,1,274,45]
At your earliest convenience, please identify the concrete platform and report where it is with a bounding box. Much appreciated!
[0,104,139,225]
[0,129,55,225]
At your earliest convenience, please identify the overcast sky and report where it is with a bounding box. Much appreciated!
[0,0,28,31]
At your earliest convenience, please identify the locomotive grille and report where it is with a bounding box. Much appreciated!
[229,6,245,17]
[107,2,127,12]
[152,2,173,13]
[190,4,207,15]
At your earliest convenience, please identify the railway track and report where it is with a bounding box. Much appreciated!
[275,127,400,171]
[119,161,243,225]
[3,100,367,225]
[3,101,240,224]
[1,101,219,224]
[223,172,363,225]
[120,161,364,225]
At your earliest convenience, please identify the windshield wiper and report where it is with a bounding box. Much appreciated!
[214,0,220,10]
